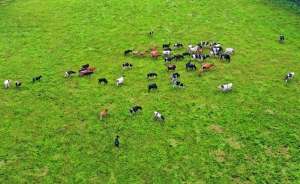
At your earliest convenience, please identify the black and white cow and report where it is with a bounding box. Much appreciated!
[163,43,171,49]
[147,72,158,79]
[98,78,108,84]
[220,53,231,62]
[129,105,142,114]
[15,81,22,88]
[148,83,158,92]
[64,71,76,78]
[284,72,295,83]
[32,75,42,83]
[154,111,165,121]
[192,54,210,60]
[173,43,183,49]
[164,57,174,63]
[173,80,184,88]
[122,62,133,69]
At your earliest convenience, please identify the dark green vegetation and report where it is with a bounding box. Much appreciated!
[0,0,300,183]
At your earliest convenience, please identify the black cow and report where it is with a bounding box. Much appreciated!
[220,53,231,62]
[167,64,176,71]
[32,75,42,83]
[186,62,197,71]
[82,64,89,69]
[124,50,133,55]
[149,31,154,36]
[98,78,108,84]
[164,57,174,62]
[182,52,191,56]
[129,106,142,114]
[171,72,180,79]
[147,72,158,79]
[114,136,120,147]
[173,54,184,61]
[163,43,171,49]
[148,83,158,92]
[279,34,285,43]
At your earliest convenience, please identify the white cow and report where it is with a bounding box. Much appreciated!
[218,83,233,92]
[154,111,165,121]
[225,48,235,55]
[188,45,199,53]
[116,76,124,86]
[3,80,11,89]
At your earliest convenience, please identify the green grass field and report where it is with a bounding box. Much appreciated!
[1,0,300,183]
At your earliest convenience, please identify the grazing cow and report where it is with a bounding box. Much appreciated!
[114,135,120,147]
[148,83,158,92]
[129,105,142,114]
[220,53,231,62]
[150,48,160,58]
[167,64,176,71]
[79,67,95,77]
[219,83,233,92]
[192,54,210,60]
[210,46,223,56]
[3,80,11,89]
[154,111,165,121]
[147,72,158,79]
[99,109,108,120]
[186,62,197,71]
[182,52,191,56]
[173,43,183,49]
[32,75,42,83]
[98,78,108,84]
[116,76,124,86]
[173,54,184,61]
[284,72,295,83]
[64,71,76,78]
[163,43,171,49]
[164,57,174,63]
[224,48,234,55]
[15,81,22,88]
[201,63,215,71]
[279,34,285,43]
[122,62,133,69]
[124,49,133,56]
[173,80,184,88]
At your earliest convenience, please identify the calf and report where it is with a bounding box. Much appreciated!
[116,76,124,86]
[64,71,76,78]
[98,78,108,84]
[147,72,158,79]
[32,75,42,83]
[3,80,11,89]
[284,72,295,83]
[129,106,142,114]
[167,64,176,71]
[148,83,158,92]
[99,109,108,120]
[219,83,233,92]
[154,111,165,121]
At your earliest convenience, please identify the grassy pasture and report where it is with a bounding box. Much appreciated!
[0,0,300,183]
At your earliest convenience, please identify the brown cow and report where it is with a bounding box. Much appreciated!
[150,48,160,58]
[99,109,108,120]
[199,63,215,76]
[167,64,176,71]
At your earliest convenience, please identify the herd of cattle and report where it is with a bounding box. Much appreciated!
[2,40,296,123]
